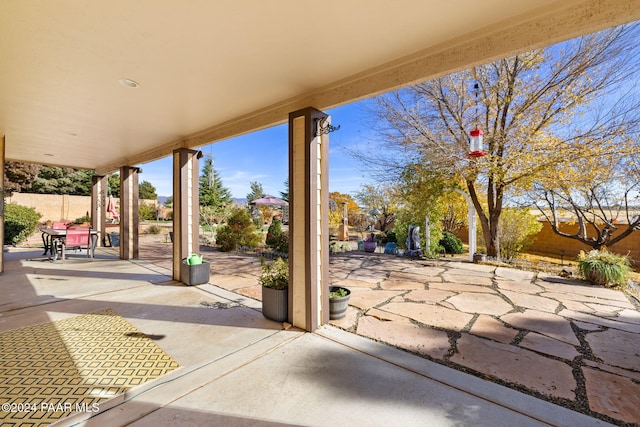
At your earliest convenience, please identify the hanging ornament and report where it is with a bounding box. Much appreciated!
[467,80,486,158]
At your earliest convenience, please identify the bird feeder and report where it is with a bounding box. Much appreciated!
[467,127,486,158]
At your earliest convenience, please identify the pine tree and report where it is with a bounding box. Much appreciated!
[199,155,232,207]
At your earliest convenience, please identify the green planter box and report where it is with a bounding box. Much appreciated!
[181,260,210,285]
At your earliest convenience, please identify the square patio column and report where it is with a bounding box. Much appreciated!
[289,107,330,331]
[172,148,201,282]
[91,175,107,247]
[119,166,140,259]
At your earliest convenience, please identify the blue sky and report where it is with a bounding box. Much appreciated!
[140,102,378,199]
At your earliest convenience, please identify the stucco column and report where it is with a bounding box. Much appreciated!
[91,175,107,246]
[289,107,330,331]
[172,148,201,282]
[119,166,140,259]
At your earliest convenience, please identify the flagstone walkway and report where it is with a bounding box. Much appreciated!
[202,249,640,426]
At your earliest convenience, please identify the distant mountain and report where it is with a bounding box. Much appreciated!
[157,196,169,205]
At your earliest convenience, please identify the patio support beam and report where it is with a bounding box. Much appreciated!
[119,166,140,259]
[172,148,201,282]
[91,175,107,247]
[289,107,330,331]
[0,135,5,273]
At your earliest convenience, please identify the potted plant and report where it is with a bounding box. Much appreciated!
[363,233,377,253]
[329,286,351,320]
[577,249,631,288]
[181,253,210,285]
[259,257,289,322]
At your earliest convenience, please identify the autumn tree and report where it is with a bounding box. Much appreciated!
[3,162,42,193]
[328,191,359,232]
[367,24,640,259]
[532,155,640,249]
[355,183,398,232]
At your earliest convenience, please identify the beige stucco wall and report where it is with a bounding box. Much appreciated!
[456,221,640,264]
[6,193,156,223]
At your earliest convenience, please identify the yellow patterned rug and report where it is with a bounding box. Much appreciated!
[0,309,180,426]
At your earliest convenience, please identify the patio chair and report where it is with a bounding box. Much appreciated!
[61,226,93,261]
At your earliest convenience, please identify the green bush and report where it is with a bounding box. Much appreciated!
[138,203,157,221]
[4,204,41,245]
[259,257,289,290]
[145,224,163,235]
[273,231,289,254]
[216,207,261,252]
[499,208,542,261]
[265,217,282,249]
[577,249,631,288]
[73,214,91,224]
[439,232,464,254]
[381,230,398,245]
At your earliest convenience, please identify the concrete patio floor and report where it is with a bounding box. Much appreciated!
[0,236,637,426]
[175,243,640,426]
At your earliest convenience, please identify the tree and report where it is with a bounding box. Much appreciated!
[532,155,640,250]
[246,181,265,203]
[199,155,232,208]
[138,180,157,200]
[367,24,640,259]
[3,162,42,193]
[108,174,120,198]
[355,183,398,232]
[328,192,358,231]
[280,178,289,202]
[29,166,94,195]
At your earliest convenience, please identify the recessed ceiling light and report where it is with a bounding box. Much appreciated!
[119,78,140,88]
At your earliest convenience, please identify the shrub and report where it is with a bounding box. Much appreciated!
[499,208,542,261]
[577,249,631,288]
[73,214,91,224]
[265,217,283,249]
[4,204,41,245]
[273,231,289,254]
[259,257,289,290]
[439,231,464,254]
[145,224,163,235]
[138,203,157,221]
[381,230,398,245]
[216,207,261,252]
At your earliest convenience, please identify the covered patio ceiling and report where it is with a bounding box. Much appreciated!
[1,0,639,175]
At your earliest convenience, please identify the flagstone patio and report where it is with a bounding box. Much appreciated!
[197,247,640,426]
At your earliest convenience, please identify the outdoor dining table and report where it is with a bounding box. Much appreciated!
[41,227,99,261]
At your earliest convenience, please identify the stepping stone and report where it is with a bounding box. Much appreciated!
[451,333,576,400]
[357,316,450,360]
[381,302,473,331]
[519,332,580,360]
[499,289,559,313]
[495,267,535,281]
[495,279,544,294]
[447,293,513,316]
[559,309,640,334]
[469,315,519,344]
[348,289,402,310]
[501,310,579,346]
[585,328,640,371]
[404,289,455,304]
[430,282,496,293]
[379,279,425,291]
[583,367,640,424]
